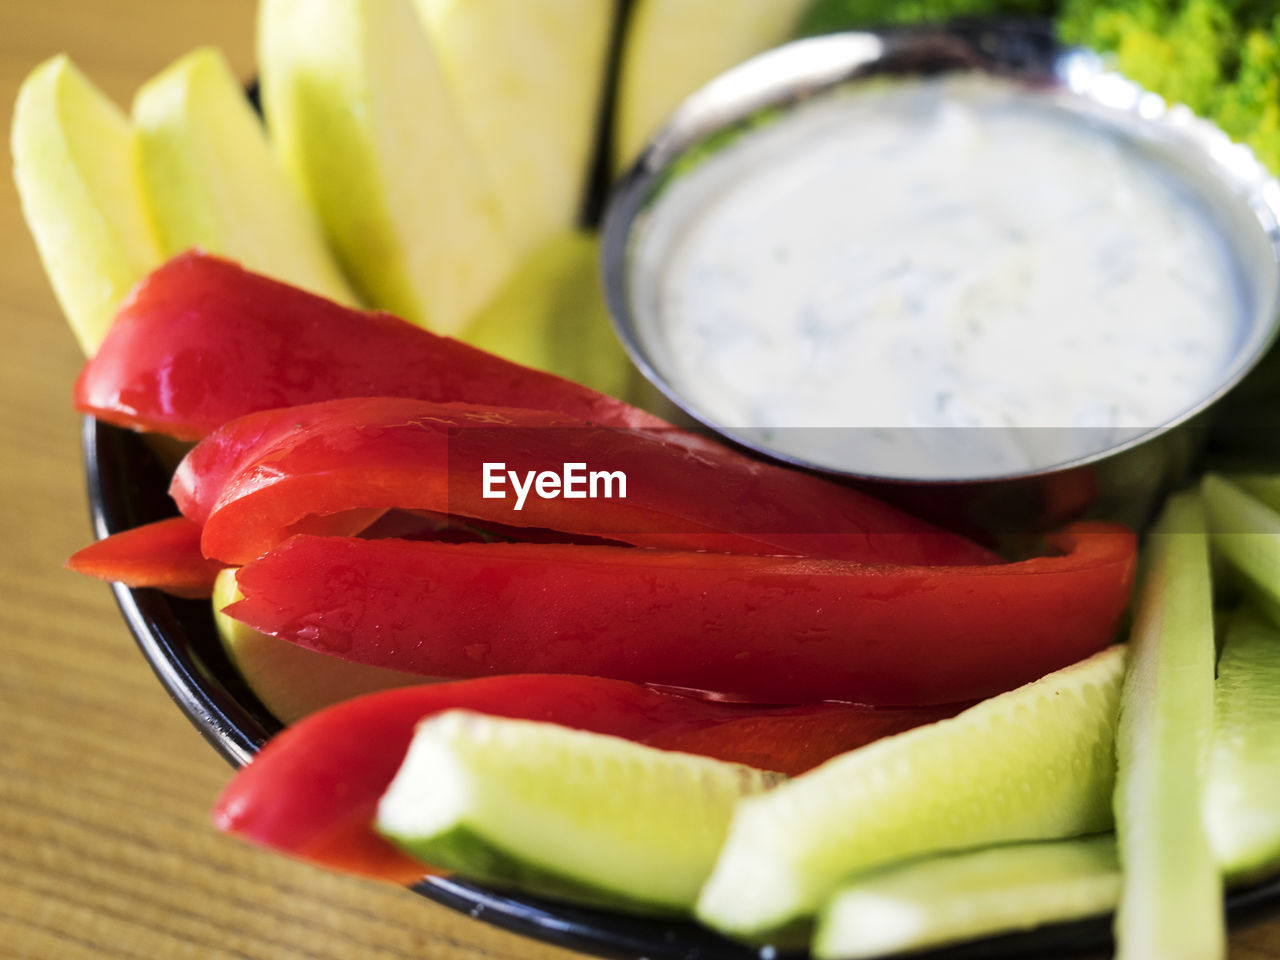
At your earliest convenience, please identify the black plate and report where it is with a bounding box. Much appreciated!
[80,9,1280,954]
[84,416,1280,959]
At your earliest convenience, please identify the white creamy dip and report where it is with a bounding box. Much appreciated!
[634,76,1247,479]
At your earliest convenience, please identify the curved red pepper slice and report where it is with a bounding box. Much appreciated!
[75,251,668,440]
[226,523,1135,706]
[212,675,957,883]
[65,517,224,598]
[172,396,998,566]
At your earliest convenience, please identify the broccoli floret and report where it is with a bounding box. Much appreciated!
[795,0,1280,177]
[1057,0,1176,43]
[1215,18,1280,173]
[796,0,1057,36]
[1062,0,1280,173]
[1060,0,1238,116]
[1218,0,1280,31]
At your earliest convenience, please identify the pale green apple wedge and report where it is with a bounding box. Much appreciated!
[1112,491,1223,960]
[1204,609,1280,883]
[414,0,613,259]
[12,55,162,354]
[213,569,425,725]
[463,232,633,398]
[695,646,1125,944]
[378,711,783,914]
[133,47,358,305]
[613,0,809,171]
[258,0,516,334]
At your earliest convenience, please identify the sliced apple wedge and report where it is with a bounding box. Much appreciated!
[464,231,633,398]
[614,0,809,171]
[213,570,426,725]
[258,0,515,334]
[12,55,162,354]
[415,0,613,259]
[133,47,358,305]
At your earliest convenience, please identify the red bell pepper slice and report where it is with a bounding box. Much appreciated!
[59,506,622,598]
[212,675,957,883]
[172,396,998,566]
[226,523,1135,706]
[65,516,224,598]
[75,251,668,440]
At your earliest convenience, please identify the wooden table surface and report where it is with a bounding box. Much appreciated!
[1,2,1279,958]
[0,3,582,958]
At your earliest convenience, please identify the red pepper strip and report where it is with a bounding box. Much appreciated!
[360,509,624,546]
[227,523,1135,706]
[211,675,957,883]
[75,251,668,440]
[65,517,224,598]
[173,396,999,566]
[643,702,962,771]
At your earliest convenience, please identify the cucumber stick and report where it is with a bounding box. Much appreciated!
[376,711,783,914]
[695,646,1124,943]
[1228,473,1280,513]
[1205,610,1280,881]
[812,835,1120,960]
[1113,491,1223,960]
[1204,473,1280,625]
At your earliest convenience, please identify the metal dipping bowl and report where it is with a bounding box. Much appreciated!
[601,22,1280,538]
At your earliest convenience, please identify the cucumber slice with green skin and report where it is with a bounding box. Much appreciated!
[1205,609,1280,883]
[695,645,1125,945]
[812,835,1120,960]
[1113,490,1223,960]
[376,711,783,915]
[1227,474,1280,514]
[1224,566,1280,635]
[1203,474,1280,623]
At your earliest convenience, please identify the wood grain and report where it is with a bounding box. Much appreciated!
[0,3,577,958]
[0,2,1276,959]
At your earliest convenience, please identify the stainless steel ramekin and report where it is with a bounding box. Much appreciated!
[600,21,1280,535]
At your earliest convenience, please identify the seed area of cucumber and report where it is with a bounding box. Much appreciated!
[695,646,1125,943]
[376,710,783,914]
[812,835,1120,960]
[1205,609,1280,882]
